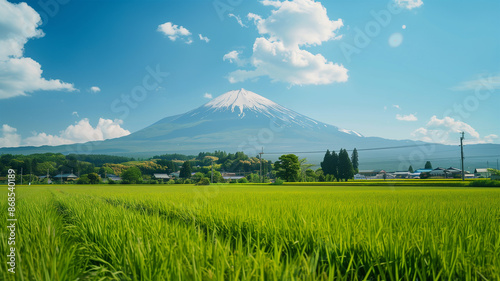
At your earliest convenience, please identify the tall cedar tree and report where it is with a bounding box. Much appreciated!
[351,148,359,174]
[331,151,339,181]
[321,150,339,181]
[338,149,354,181]
[180,161,192,178]
[320,150,332,175]
[425,161,432,169]
[408,165,414,173]
[274,154,300,182]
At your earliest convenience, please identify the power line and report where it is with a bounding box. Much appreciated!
[264,144,455,155]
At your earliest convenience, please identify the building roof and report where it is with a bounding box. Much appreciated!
[415,169,433,173]
[153,173,171,179]
[223,176,245,180]
[475,168,489,173]
[54,173,78,178]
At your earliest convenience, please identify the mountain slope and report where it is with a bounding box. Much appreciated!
[1,89,497,170]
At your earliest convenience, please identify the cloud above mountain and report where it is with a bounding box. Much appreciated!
[225,0,348,86]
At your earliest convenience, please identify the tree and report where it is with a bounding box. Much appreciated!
[408,165,414,173]
[121,166,142,184]
[299,158,314,182]
[320,150,338,180]
[321,150,332,175]
[195,177,210,185]
[207,171,224,183]
[305,169,317,182]
[331,151,339,180]
[77,175,90,184]
[338,149,354,181]
[274,154,300,182]
[180,161,192,179]
[87,173,101,184]
[425,161,432,169]
[351,148,359,174]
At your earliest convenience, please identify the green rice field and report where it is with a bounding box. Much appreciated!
[1,184,499,280]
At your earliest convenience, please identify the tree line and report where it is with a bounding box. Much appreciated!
[0,149,361,184]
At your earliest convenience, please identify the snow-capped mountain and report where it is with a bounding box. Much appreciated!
[2,88,497,170]
[149,88,363,135]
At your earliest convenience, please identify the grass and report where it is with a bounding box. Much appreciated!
[1,184,499,280]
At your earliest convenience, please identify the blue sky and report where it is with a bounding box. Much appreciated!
[0,0,499,148]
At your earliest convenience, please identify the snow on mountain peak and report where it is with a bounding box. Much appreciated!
[204,89,279,115]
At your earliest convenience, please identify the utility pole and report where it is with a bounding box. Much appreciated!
[20,167,23,185]
[460,132,465,181]
[259,147,263,183]
[211,158,214,184]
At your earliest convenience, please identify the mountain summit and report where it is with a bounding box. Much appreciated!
[177,89,363,133]
[204,88,280,117]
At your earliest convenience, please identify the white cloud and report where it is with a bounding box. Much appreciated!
[453,74,500,91]
[0,124,21,147]
[0,0,76,99]
[228,14,247,27]
[72,111,79,117]
[261,0,284,8]
[0,0,44,60]
[198,34,210,43]
[396,113,417,121]
[157,22,192,44]
[228,0,347,85]
[402,25,407,29]
[412,115,498,145]
[247,13,262,24]
[90,86,101,93]
[203,93,213,99]
[223,50,246,66]
[396,0,423,10]
[392,104,401,109]
[0,57,76,99]
[0,118,131,148]
[253,0,344,48]
[229,38,348,84]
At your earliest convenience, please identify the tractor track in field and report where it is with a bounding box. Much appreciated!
[96,195,389,278]
[49,191,129,281]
